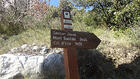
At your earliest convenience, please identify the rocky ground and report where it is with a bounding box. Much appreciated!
[8,43,63,55]
[0,44,65,79]
[0,42,140,79]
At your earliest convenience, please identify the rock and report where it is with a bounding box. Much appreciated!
[1,72,24,79]
[12,73,24,79]
[39,46,49,55]
[43,53,65,76]
[7,44,52,55]
[10,48,18,53]
[0,53,65,79]
[1,36,8,40]
[21,44,28,49]
[32,43,36,46]
[50,48,63,54]
[32,46,39,51]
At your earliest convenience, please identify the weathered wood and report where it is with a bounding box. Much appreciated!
[64,48,80,79]
[61,10,80,79]
[51,29,101,49]
[50,10,101,79]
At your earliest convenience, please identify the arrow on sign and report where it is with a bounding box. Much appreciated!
[51,29,101,49]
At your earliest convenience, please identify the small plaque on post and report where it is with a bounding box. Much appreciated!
[64,12,70,19]
[61,10,72,30]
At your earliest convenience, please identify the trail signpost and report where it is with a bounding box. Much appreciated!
[51,29,101,49]
[51,10,101,79]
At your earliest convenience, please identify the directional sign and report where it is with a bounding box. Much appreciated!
[51,29,101,49]
[60,10,80,79]
[51,10,101,79]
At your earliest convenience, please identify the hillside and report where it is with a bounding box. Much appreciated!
[0,0,140,79]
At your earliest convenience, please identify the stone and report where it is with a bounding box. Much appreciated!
[0,53,65,79]
[32,43,36,46]
[10,48,18,52]
[21,44,28,49]
[50,48,63,54]
[39,46,49,55]
[32,46,39,51]
[43,53,65,76]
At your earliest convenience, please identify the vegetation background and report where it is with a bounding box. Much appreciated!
[0,0,140,79]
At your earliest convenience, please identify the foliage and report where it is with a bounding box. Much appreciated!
[71,0,140,29]
[58,0,74,10]
[0,0,28,35]
[0,27,50,54]
[0,21,24,35]
[0,1,139,79]
[0,0,48,35]
[44,6,60,29]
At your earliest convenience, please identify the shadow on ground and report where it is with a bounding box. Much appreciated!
[40,49,140,79]
[115,56,140,79]
[77,49,140,79]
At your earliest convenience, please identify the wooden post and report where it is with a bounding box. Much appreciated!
[51,9,101,79]
[61,10,80,79]
[64,48,80,79]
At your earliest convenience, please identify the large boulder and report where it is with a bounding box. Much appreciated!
[0,52,65,79]
[0,44,105,79]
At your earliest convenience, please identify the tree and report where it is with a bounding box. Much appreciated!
[71,0,140,29]
[30,0,48,16]
[0,0,29,35]
[0,0,50,34]
[58,0,73,10]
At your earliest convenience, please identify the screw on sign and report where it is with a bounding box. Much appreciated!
[51,10,101,79]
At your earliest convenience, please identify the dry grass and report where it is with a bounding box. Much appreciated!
[0,25,139,57]
[0,28,51,54]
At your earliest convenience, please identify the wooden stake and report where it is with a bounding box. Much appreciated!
[51,9,101,79]
[61,10,80,79]
[64,48,80,79]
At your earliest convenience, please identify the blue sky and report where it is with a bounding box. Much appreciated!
[46,0,59,6]
[46,0,93,11]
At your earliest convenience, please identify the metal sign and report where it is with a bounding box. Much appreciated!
[51,29,101,49]
[64,19,72,24]
[61,10,72,30]
[64,11,70,18]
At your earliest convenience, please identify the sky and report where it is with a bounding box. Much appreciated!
[46,0,93,11]
[46,0,59,6]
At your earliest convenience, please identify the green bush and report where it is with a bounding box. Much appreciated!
[0,21,24,36]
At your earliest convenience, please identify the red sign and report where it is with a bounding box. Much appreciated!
[51,29,101,49]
